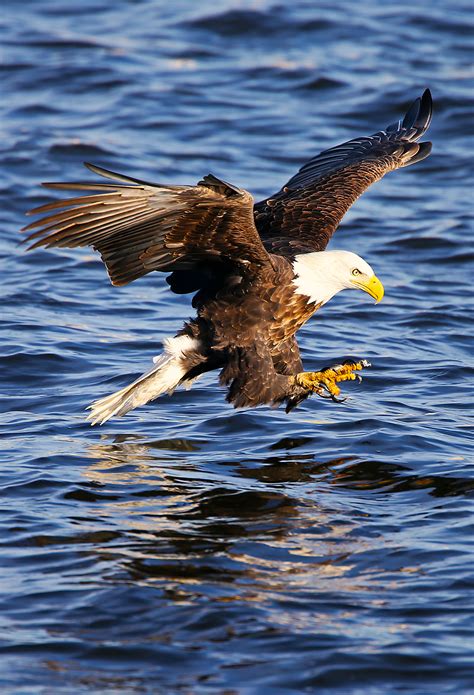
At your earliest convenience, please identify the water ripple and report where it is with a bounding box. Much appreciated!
[1,0,473,693]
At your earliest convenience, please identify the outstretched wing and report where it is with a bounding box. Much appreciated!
[254,89,433,256]
[23,164,271,287]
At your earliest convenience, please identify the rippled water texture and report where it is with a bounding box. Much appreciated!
[1,0,473,692]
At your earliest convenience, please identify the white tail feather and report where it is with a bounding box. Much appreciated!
[86,335,200,425]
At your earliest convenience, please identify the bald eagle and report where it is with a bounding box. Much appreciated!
[23,89,432,424]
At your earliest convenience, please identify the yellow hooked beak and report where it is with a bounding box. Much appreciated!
[353,274,384,304]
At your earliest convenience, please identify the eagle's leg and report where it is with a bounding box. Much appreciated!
[291,360,371,402]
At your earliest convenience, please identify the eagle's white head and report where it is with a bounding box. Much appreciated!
[292,250,384,306]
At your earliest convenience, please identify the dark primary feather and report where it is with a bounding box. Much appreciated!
[254,89,432,256]
[23,164,271,287]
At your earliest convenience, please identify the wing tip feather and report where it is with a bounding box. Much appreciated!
[402,87,433,137]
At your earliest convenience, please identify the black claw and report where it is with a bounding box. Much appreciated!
[331,394,347,404]
[318,390,346,403]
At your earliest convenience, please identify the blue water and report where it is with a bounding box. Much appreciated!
[1,1,473,692]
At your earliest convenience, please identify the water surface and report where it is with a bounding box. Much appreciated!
[1,1,473,692]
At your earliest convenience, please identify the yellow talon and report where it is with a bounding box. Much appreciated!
[292,360,371,401]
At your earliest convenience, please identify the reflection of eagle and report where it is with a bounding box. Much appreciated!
[24,90,432,424]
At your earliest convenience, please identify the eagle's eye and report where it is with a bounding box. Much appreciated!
[351,268,362,276]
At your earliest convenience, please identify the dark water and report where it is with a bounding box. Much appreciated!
[1,1,473,692]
